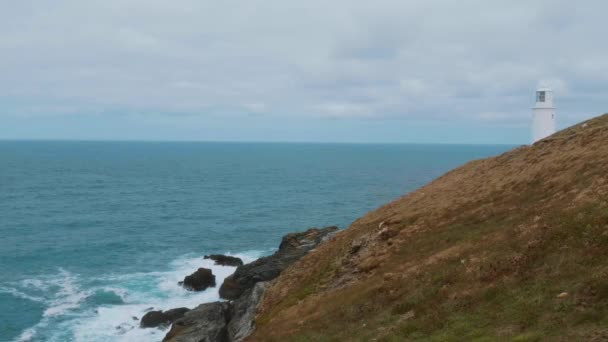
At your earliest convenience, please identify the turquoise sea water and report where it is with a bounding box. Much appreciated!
[0,141,513,341]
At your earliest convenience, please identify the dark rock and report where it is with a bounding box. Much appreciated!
[132,316,139,321]
[141,311,167,328]
[162,283,272,341]
[182,268,216,291]
[116,322,134,334]
[218,275,242,300]
[163,302,231,342]
[140,308,190,328]
[204,254,244,267]
[219,226,338,300]
[228,282,270,341]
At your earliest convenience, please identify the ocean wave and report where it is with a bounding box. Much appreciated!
[0,286,45,303]
[8,269,88,342]
[12,250,268,342]
[43,270,89,318]
[16,325,42,342]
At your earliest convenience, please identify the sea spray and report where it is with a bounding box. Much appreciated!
[11,251,264,342]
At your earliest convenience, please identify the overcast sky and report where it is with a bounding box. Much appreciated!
[1,0,606,143]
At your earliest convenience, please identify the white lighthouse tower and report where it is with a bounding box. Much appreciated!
[531,87,556,143]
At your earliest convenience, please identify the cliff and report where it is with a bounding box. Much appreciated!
[250,114,608,341]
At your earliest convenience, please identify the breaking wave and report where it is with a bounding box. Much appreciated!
[7,251,265,342]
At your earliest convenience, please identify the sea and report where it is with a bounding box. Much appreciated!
[0,141,513,341]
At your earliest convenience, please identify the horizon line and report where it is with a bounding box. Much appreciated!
[0,138,519,146]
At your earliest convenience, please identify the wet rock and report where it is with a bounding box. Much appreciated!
[182,268,216,291]
[140,308,190,328]
[204,254,244,267]
[219,226,338,300]
[163,302,231,342]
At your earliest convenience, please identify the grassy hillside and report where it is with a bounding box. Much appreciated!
[250,114,608,341]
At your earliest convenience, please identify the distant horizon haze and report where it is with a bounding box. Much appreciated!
[1,112,597,145]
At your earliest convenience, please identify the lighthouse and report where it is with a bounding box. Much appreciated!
[531,87,556,143]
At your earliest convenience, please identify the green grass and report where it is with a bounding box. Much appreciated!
[311,202,608,341]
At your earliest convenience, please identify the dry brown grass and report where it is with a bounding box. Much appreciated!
[249,113,608,341]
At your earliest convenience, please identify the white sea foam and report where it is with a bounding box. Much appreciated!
[10,269,90,341]
[0,286,45,303]
[15,268,89,318]
[71,251,264,342]
[13,250,266,342]
[20,278,47,290]
[43,270,90,317]
[15,326,40,342]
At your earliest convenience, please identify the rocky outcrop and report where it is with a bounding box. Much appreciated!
[160,282,270,342]
[140,308,190,328]
[159,226,339,342]
[163,302,231,342]
[204,255,244,267]
[219,226,338,300]
[227,281,270,341]
[180,268,216,291]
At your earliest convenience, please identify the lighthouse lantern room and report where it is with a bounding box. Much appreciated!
[531,88,556,143]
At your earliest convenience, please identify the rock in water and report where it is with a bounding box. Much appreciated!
[163,302,231,342]
[182,268,216,291]
[204,254,244,267]
[116,322,134,334]
[228,282,270,341]
[140,308,190,328]
[219,226,338,300]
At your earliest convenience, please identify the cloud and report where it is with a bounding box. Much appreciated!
[0,0,606,137]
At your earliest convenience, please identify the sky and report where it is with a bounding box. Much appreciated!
[1,0,607,144]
